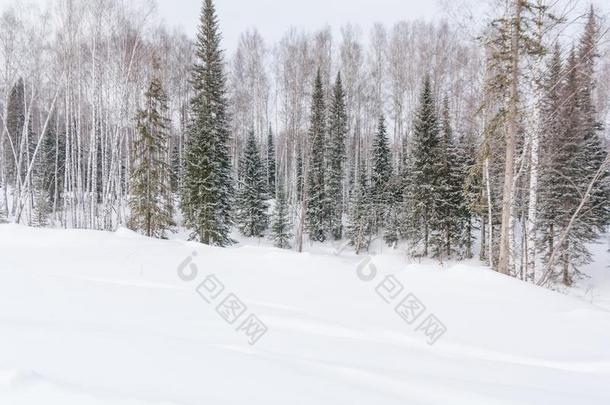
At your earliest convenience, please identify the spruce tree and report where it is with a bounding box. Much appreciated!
[170,139,181,193]
[182,0,234,246]
[347,160,371,253]
[128,68,175,239]
[326,72,348,240]
[306,69,328,242]
[576,7,610,244]
[403,76,443,257]
[271,183,293,249]
[537,11,610,285]
[5,78,26,185]
[384,173,403,248]
[296,147,304,202]
[538,45,609,285]
[436,97,467,259]
[456,131,478,259]
[370,115,392,232]
[236,130,269,237]
[548,49,585,285]
[538,44,564,268]
[266,125,277,198]
[33,116,65,227]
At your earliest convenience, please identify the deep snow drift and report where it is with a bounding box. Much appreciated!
[1,224,610,404]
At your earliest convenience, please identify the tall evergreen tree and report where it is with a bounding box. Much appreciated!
[170,139,182,193]
[457,130,479,259]
[347,160,372,253]
[236,130,269,237]
[576,7,610,244]
[539,42,610,286]
[33,116,65,227]
[370,115,392,231]
[271,183,293,249]
[296,146,304,203]
[5,78,26,185]
[128,68,175,238]
[182,0,234,246]
[436,97,468,259]
[383,173,403,248]
[266,125,277,198]
[326,72,348,240]
[403,76,443,257]
[538,44,564,268]
[306,69,328,242]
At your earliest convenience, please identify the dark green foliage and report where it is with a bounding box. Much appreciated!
[236,130,269,237]
[306,70,328,242]
[403,77,443,256]
[296,147,304,203]
[128,72,175,238]
[538,44,566,267]
[181,0,234,246]
[538,18,610,285]
[33,116,65,227]
[384,174,403,248]
[170,138,181,193]
[370,115,392,231]
[456,131,479,259]
[5,78,26,184]
[326,73,348,240]
[347,160,372,253]
[266,125,277,198]
[271,183,293,248]
[435,97,470,259]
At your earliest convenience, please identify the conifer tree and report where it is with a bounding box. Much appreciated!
[33,116,65,227]
[170,140,181,193]
[5,78,26,184]
[576,7,610,243]
[457,131,479,259]
[538,42,610,285]
[128,68,175,238]
[370,115,392,232]
[271,183,293,248]
[266,125,277,198]
[538,44,564,267]
[296,147,304,203]
[182,0,234,246]
[384,173,403,248]
[306,69,328,242]
[544,49,583,285]
[436,97,468,259]
[403,76,443,256]
[326,72,348,240]
[347,160,372,253]
[236,130,269,237]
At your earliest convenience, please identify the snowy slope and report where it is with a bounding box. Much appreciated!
[1,224,610,405]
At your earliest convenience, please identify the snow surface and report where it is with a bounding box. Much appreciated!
[1,224,610,404]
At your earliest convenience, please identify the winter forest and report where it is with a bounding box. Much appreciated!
[1,0,609,289]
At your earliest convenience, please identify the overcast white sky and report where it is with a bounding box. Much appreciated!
[156,0,443,51]
[0,0,443,51]
[1,0,609,52]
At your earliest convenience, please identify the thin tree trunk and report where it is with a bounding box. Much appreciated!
[526,2,545,283]
[498,0,523,275]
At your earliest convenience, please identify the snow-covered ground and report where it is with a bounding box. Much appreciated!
[1,224,610,404]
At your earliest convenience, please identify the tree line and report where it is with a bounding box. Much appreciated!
[0,0,609,287]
